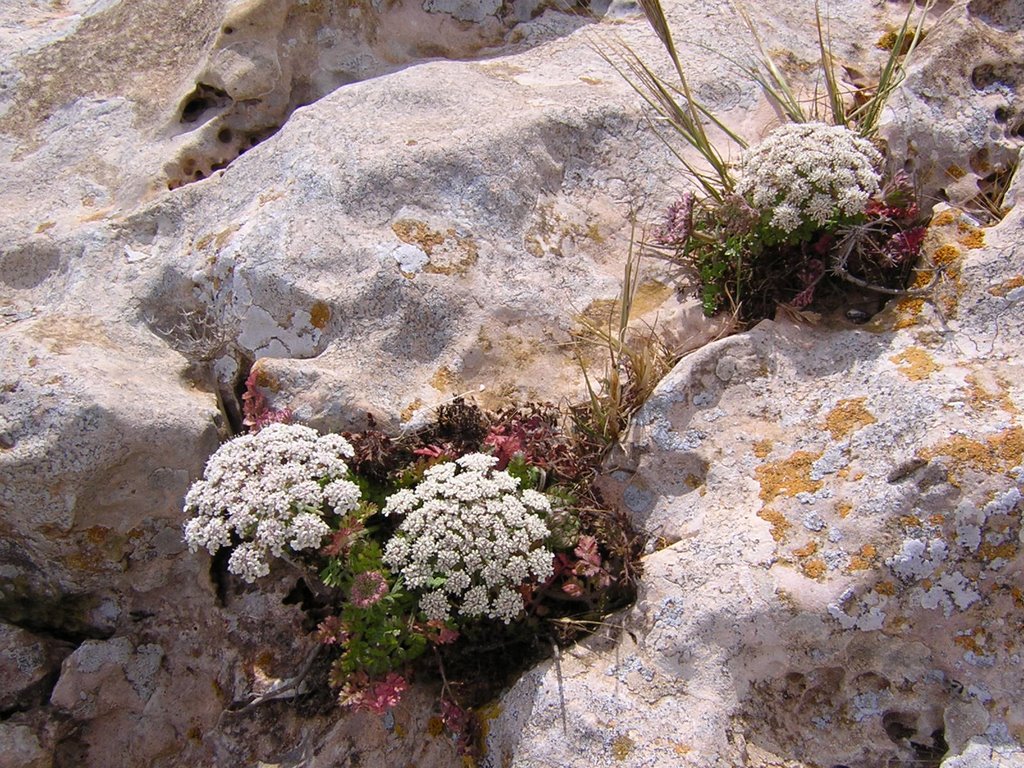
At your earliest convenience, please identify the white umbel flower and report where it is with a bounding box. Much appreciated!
[382,454,555,624]
[182,423,361,583]
[736,122,882,235]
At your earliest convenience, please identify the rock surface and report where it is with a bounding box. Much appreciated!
[0,0,1021,767]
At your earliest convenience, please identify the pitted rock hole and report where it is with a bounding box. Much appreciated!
[178,83,232,125]
[163,0,603,190]
[741,663,951,767]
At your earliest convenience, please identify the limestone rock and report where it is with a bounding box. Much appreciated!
[1,0,1021,766]
[880,0,1024,209]
[0,624,72,715]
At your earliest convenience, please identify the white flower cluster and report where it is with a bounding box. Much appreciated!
[736,122,882,234]
[182,423,361,583]
[382,454,554,624]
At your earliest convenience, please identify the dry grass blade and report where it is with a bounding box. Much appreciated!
[593,36,736,199]
[815,1,847,127]
[732,1,808,124]
[570,232,676,451]
[849,0,935,136]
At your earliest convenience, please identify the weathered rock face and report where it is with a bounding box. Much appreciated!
[486,4,1024,763]
[0,0,1021,767]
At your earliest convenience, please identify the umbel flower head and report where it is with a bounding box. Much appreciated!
[382,453,554,624]
[182,423,362,582]
[736,122,882,235]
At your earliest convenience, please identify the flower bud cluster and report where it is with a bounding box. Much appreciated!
[382,454,554,624]
[182,423,361,582]
[736,122,882,235]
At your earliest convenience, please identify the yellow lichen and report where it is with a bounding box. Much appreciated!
[893,296,924,329]
[753,439,773,459]
[427,716,445,737]
[430,366,457,393]
[890,347,940,381]
[932,209,958,226]
[957,226,985,250]
[964,371,1018,414]
[793,541,818,558]
[847,556,871,572]
[824,397,877,440]
[400,398,424,423]
[875,581,896,596]
[756,451,823,501]
[611,735,635,761]
[309,300,331,330]
[757,508,791,542]
[979,542,1017,561]
[837,501,853,518]
[932,243,962,268]
[392,219,445,254]
[989,275,1024,297]
[803,559,826,579]
[919,428,1024,478]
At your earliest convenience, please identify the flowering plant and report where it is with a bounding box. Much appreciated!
[735,122,882,238]
[382,453,555,624]
[182,423,362,582]
[611,0,932,320]
[182,397,640,745]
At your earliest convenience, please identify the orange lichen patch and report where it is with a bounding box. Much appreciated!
[611,735,635,761]
[918,428,1024,478]
[890,347,940,381]
[944,167,967,182]
[794,541,818,558]
[837,501,853,518]
[932,243,962,269]
[824,397,877,440]
[803,559,826,579]
[753,439,774,459]
[893,297,924,329]
[954,628,987,654]
[758,508,791,542]
[989,275,1024,297]
[756,451,823,501]
[964,371,1018,413]
[928,514,946,526]
[990,427,1024,467]
[1010,586,1024,607]
[861,544,878,559]
[875,581,896,596]
[847,556,871,572]
[899,515,922,527]
[309,301,331,329]
[957,225,985,249]
[393,219,445,254]
[400,398,424,423]
[979,542,1018,561]
[430,366,457,393]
